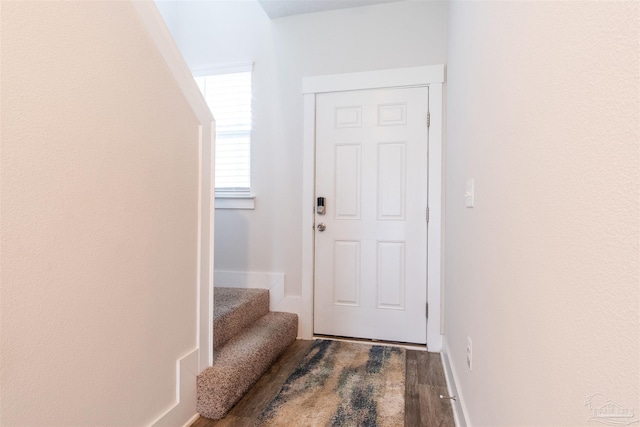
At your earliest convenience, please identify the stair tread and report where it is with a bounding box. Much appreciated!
[214,287,268,321]
[213,287,270,349]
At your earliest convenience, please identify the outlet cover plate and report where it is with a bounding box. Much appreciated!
[465,179,474,208]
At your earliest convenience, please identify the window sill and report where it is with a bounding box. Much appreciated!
[215,194,255,210]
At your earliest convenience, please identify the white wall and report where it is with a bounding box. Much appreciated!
[1,2,202,425]
[157,0,448,296]
[445,1,639,425]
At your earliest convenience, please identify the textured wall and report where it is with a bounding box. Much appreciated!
[1,2,200,425]
[445,1,639,425]
[156,0,448,296]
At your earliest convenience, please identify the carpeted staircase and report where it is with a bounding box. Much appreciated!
[197,287,298,420]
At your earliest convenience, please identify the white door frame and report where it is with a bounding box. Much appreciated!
[300,65,445,351]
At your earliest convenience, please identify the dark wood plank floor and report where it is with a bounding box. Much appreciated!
[405,350,456,427]
[192,340,455,427]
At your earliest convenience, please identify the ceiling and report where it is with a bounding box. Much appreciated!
[257,0,405,19]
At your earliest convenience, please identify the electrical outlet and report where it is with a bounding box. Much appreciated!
[466,337,472,371]
[465,179,474,208]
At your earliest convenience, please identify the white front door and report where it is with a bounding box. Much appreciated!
[313,86,429,344]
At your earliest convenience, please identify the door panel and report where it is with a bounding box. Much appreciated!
[314,86,429,344]
[333,240,361,305]
[378,142,406,220]
[376,241,405,309]
[334,144,361,219]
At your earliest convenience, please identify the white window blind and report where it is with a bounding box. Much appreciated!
[194,70,252,194]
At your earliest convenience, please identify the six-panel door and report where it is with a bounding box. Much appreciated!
[314,86,429,344]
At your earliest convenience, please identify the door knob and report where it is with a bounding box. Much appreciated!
[317,223,326,232]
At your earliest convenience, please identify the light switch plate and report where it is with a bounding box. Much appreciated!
[465,179,474,208]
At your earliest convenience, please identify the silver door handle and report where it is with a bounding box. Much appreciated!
[317,223,326,232]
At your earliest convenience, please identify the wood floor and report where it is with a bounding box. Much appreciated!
[192,340,455,427]
[405,350,456,427]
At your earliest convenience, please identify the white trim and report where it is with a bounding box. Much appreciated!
[442,338,471,427]
[302,65,444,95]
[214,272,303,336]
[205,122,215,371]
[215,194,256,210]
[275,295,302,338]
[149,349,199,427]
[427,82,444,352]
[182,414,200,427]
[214,271,285,310]
[300,65,444,352]
[132,0,215,419]
[274,295,301,314]
[300,93,317,339]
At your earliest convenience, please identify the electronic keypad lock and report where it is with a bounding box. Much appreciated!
[316,197,326,215]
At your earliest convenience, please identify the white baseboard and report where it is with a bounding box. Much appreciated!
[274,295,302,338]
[213,271,303,337]
[150,348,199,427]
[441,338,471,427]
[214,271,285,310]
[181,414,200,427]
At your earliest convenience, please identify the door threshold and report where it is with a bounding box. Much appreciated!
[313,334,428,352]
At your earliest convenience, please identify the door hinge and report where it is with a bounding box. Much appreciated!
[426,303,429,318]
[426,207,430,223]
[427,112,431,128]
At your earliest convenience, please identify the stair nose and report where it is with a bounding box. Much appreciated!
[214,287,270,349]
[197,311,298,420]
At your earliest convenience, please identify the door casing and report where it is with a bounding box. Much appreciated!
[300,65,445,351]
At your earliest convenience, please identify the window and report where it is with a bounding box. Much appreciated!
[194,68,252,198]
